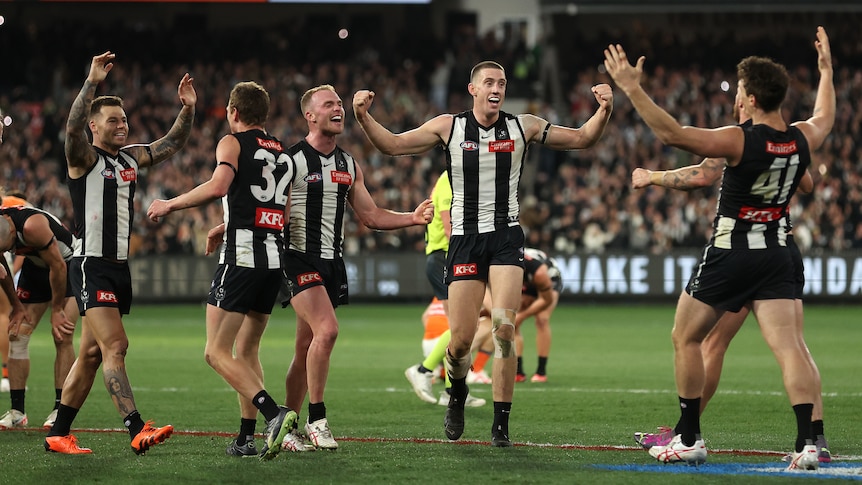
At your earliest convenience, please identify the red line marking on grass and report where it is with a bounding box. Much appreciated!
[15,427,858,460]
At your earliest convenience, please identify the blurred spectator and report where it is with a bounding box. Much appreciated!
[1,11,860,256]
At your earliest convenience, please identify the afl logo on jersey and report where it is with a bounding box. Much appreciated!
[460,141,479,151]
[101,169,115,179]
[305,173,323,183]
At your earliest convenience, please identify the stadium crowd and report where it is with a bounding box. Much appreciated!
[1,15,860,257]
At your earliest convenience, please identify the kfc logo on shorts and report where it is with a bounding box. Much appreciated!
[331,171,352,185]
[489,140,515,152]
[297,272,323,286]
[255,207,284,230]
[16,288,30,300]
[453,263,478,276]
[460,141,479,151]
[97,290,118,303]
[119,168,137,182]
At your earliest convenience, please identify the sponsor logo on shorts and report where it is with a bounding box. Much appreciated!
[489,140,515,152]
[297,272,323,286]
[96,290,118,303]
[460,141,479,151]
[453,263,478,276]
[331,171,352,185]
[255,207,284,230]
[16,288,29,300]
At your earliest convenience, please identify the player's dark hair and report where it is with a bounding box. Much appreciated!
[89,96,124,119]
[737,56,789,113]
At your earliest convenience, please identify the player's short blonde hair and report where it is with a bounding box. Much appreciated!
[300,84,336,114]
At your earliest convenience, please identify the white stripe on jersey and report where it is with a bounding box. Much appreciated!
[82,164,105,257]
[746,224,768,250]
[234,229,255,267]
[262,233,281,268]
[447,113,526,235]
[713,216,735,249]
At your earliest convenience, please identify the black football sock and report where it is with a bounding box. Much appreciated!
[492,402,511,437]
[308,402,326,424]
[124,410,145,438]
[47,404,79,436]
[252,391,280,422]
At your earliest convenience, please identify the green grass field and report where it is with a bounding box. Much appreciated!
[0,302,859,484]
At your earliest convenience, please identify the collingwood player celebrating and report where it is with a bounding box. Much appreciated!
[277,84,433,452]
[46,51,194,455]
[353,61,613,446]
[148,81,297,461]
[604,27,834,469]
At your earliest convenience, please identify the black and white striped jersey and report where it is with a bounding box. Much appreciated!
[286,139,355,260]
[712,124,810,249]
[0,206,76,265]
[444,110,528,236]
[219,129,292,269]
[68,146,137,260]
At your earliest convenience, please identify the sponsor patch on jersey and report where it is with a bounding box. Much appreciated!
[738,206,783,222]
[305,173,323,183]
[96,290,118,303]
[452,263,478,276]
[489,140,515,152]
[101,169,115,180]
[460,141,479,151]
[331,171,352,185]
[119,168,137,182]
[255,207,284,230]
[256,137,283,152]
[297,272,323,286]
[766,140,797,155]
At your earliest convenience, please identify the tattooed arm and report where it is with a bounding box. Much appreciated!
[65,51,115,179]
[132,73,197,168]
[631,157,725,191]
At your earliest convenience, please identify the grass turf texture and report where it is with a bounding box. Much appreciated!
[0,302,859,484]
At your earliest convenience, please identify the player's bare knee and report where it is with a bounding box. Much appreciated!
[491,308,516,358]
